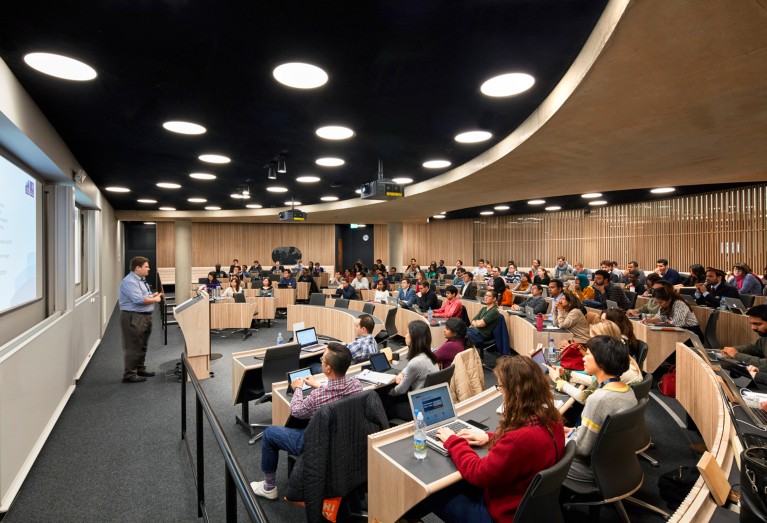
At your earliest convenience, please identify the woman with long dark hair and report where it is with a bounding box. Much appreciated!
[434,317,469,368]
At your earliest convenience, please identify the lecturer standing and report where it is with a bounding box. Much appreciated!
[119,256,162,383]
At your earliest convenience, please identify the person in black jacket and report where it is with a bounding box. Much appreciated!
[460,272,478,300]
[488,266,506,297]
[298,268,319,293]
[335,279,357,300]
[694,267,740,307]
[416,280,440,312]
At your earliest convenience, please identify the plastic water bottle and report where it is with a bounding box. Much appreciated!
[719,297,727,310]
[427,307,433,323]
[277,332,284,345]
[414,410,427,460]
[548,337,557,365]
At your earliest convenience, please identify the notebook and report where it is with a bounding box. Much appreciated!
[295,327,325,352]
[356,369,396,385]
[407,383,475,456]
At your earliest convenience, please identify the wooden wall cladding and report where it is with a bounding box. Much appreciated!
[374,224,389,262]
[402,220,474,266]
[472,185,767,271]
[156,222,335,267]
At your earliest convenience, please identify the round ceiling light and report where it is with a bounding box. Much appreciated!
[316,157,344,167]
[162,121,206,135]
[455,131,492,143]
[545,206,562,211]
[273,62,328,89]
[156,182,181,189]
[230,193,250,199]
[198,154,230,164]
[316,126,354,140]
[392,177,413,184]
[159,207,176,211]
[296,175,321,183]
[320,196,339,201]
[105,186,130,193]
[189,172,216,180]
[581,193,603,199]
[527,199,546,205]
[432,215,446,219]
[284,200,302,206]
[494,205,510,210]
[245,204,263,209]
[23,52,97,81]
[205,206,221,211]
[589,200,608,206]
[650,187,676,194]
[480,73,535,97]
[187,198,207,203]
[266,186,289,193]
[354,189,362,194]
[479,211,494,216]
[423,160,451,169]
[137,198,157,203]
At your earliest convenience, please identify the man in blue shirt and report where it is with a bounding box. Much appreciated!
[278,269,296,288]
[654,258,682,285]
[397,278,417,307]
[119,256,162,383]
[347,314,378,363]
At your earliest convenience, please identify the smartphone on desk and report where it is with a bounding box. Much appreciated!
[466,419,490,431]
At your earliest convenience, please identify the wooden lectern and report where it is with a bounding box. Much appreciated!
[174,294,211,380]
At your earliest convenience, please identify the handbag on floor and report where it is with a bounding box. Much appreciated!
[658,365,676,397]
[741,445,767,522]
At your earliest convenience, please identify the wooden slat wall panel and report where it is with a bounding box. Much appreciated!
[374,224,388,262]
[472,185,767,271]
[402,220,473,266]
[156,221,175,266]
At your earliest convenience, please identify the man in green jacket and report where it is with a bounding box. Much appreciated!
[722,305,767,370]
[467,290,500,344]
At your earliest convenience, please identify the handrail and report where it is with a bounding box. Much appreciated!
[181,353,269,523]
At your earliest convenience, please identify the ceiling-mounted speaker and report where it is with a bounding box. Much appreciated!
[73,169,87,185]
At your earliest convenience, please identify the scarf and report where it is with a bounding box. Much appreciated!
[576,273,589,291]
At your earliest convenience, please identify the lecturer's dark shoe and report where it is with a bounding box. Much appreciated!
[122,375,147,383]
[137,370,156,377]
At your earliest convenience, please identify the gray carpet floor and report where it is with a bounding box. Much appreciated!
[1,303,709,522]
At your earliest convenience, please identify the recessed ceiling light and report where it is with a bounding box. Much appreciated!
[480,73,535,97]
[198,154,230,164]
[205,206,221,211]
[316,126,354,140]
[432,215,446,219]
[423,160,451,169]
[479,211,494,216]
[494,205,510,210]
[273,62,328,89]
[23,52,97,81]
[162,121,206,135]
[589,200,608,206]
[230,193,250,199]
[392,177,413,184]
[156,182,181,189]
[137,199,157,204]
[143,222,155,225]
[187,198,207,203]
[296,175,321,183]
[455,131,492,143]
[440,211,446,215]
[245,204,263,209]
[528,199,546,205]
[189,172,216,180]
[545,206,561,211]
[650,187,676,194]
[159,206,176,211]
[354,189,362,194]
[266,186,289,193]
[316,157,344,167]
[105,186,130,193]
[581,193,603,199]
[320,196,339,201]
[284,200,302,206]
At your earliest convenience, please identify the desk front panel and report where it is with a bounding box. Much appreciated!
[275,288,297,308]
[286,305,383,343]
[631,321,690,373]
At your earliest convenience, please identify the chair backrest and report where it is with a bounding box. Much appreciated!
[362,302,376,314]
[741,294,756,308]
[233,292,246,303]
[384,307,398,337]
[261,343,303,391]
[251,279,263,290]
[515,440,576,523]
[591,399,646,500]
[334,298,350,309]
[635,340,649,370]
[374,330,389,347]
[632,371,653,401]
[309,293,326,306]
[460,305,470,327]
[705,309,720,349]
[423,365,455,388]
[625,290,638,309]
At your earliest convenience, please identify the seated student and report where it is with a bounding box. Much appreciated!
[460,271,478,300]
[416,280,440,312]
[221,276,243,298]
[436,260,448,276]
[386,266,401,284]
[373,279,390,302]
[654,258,682,285]
[335,279,357,300]
[488,266,506,297]
[472,259,488,278]
[259,277,274,297]
[533,267,551,286]
[721,304,767,370]
[554,256,573,279]
[297,268,319,293]
[413,270,427,294]
[204,273,222,293]
[269,260,282,273]
[404,259,420,279]
[728,263,763,295]
[511,283,548,314]
[603,308,641,359]
[278,269,296,288]
[249,260,262,274]
[572,261,593,281]
[351,271,369,291]
[623,270,645,295]
[585,269,631,310]
[371,258,386,275]
[429,285,462,319]
[434,318,469,368]
[515,272,531,292]
[384,321,439,419]
[564,335,637,483]
[503,261,521,281]
[211,264,228,279]
[467,290,500,344]
[426,262,438,279]
[694,267,740,307]
[451,260,464,275]
[407,356,564,523]
[569,273,595,302]
[228,258,240,275]
[552,291,590,344]
[250,343,362,499]
[529,258,542,280]
[328,271,344,286]
[499,286,514,307]
[680,263,707,287]
[628,276,663,318]
[397,278,417,307]
[644,287,702,338]
[347,314,378,363]
[452,267,465,288]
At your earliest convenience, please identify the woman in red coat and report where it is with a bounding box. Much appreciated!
[408,356,565,522]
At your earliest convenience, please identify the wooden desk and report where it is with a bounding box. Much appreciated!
[173,295,211,380]
[286,304,383,343]
[368,388,502,522]
[394,306,447,349]
[631,320,690,373]
[509,314,570,355]
[275,288,296,308]
[296,281,310,300]
[209,297,277,329]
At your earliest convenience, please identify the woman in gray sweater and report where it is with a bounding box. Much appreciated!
[385,321,439,419]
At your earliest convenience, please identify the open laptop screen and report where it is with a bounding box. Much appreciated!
[295,327,318,346]
[408,383,456,427]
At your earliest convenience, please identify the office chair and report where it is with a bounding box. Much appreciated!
[374,330,390,349]
[704,309,720,349]
[625,290,638,309]
[631,372,659,467]
[634,340,649,371]
[248,343,302,445]
[334,298,350,309]
[515,441,576,523]
[309,293,326,306]
[423,365,455,388]
[741,294,756,308]
[362,302,376,314]
[460,305,470,327]
[475,317,511,369]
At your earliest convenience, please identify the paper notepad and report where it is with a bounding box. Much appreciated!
[357,369,396,385]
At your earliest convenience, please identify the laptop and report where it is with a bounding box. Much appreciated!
[407,383,475,456]
[723,297,747,314]
[719,371,767,429]
[525,306,536,321]
[680,294,697,305]
[387,296,399,307]
[295,327,325,353]
[606,299,619,309]
[277,283,290,289]
[286,367,313,395]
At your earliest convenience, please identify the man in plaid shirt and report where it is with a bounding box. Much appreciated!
[251,343,362,499]
[348,314,379,363]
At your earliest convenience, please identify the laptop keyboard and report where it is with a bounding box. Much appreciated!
[427,421,470,440]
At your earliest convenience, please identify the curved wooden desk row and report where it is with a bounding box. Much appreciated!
[286,304,384,344]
